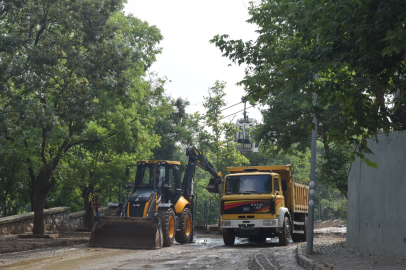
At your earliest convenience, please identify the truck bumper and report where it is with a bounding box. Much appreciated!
[221,219,278,228]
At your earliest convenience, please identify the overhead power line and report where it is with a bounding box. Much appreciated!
[220,101,242,112]
[223,106,254,118]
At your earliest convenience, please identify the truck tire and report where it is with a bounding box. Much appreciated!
[158,208,176,247]
[292,233,301,242]
[175,208,192,244]
[278,216,290,246]
[223,229,235,246]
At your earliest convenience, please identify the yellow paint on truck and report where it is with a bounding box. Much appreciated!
[220,164,309,246]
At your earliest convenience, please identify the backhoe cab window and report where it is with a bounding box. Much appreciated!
[156,166,165,187]
[225,175,272,194]
[137,166,153,187]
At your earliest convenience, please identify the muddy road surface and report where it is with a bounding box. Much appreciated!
[0,232,304,270]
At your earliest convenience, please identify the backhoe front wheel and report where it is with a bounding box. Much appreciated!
[158,208,176,247]
[175,208,192,244]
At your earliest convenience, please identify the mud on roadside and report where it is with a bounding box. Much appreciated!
[0,232,90,254]
[0,228,222,255]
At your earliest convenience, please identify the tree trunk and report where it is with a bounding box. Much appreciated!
[32,191,48,234]
[82,185,95,228]
[31,171,56,235]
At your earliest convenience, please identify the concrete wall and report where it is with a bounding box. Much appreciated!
[347,131,406,259]
[0,207,107,235]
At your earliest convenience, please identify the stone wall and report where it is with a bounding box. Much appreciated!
[0,207,107,235]
[347,131,406,260]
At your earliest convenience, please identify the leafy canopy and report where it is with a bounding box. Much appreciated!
[210,0,406,165]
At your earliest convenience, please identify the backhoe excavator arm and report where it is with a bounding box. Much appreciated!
[182,147,223,195]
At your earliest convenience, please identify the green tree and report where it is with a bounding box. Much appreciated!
[194,81,249,204]
[251,86,352,196]
[152,96,197,162]
[0,141,31,216]
[45,71,170,227]
[210,0,406,165]
[197,81,249,176]
[0,1,163,233]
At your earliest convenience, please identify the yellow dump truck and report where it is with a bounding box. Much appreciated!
[219,165,308,246]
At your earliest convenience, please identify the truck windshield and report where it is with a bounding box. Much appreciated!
[225,175,272,194]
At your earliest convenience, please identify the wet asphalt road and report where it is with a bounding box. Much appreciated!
[0,232,304,270]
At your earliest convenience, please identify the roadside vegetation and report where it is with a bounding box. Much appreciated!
[2,0,403,232]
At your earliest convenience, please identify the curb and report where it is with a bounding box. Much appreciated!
[296,243,326,270]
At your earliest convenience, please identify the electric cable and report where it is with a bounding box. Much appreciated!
[220,101,242,111]
[224,106,254,118]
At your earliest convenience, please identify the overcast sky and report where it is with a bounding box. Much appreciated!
[124,0,262,123]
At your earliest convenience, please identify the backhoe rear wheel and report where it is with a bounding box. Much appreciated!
[223,229,235,246]
[175,208,192,244]
[158,208,176,247]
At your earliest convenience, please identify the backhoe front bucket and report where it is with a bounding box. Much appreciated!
[89,216,163,249]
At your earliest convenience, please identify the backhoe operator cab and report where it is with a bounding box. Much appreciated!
[220,165,308,246]
[131,161,181,203]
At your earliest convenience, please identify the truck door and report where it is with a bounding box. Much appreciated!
[274,177,285,215]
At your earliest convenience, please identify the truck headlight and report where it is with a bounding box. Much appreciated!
[222,221,231,226]
[263,220,275,226]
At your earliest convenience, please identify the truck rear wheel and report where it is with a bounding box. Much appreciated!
[278,216,290,246]
[175,208,192,244]
[223,229,235,246]
[158,208,176,247]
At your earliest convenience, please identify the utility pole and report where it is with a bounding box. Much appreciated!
[306,92,318,254]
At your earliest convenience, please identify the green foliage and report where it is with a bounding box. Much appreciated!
[152,96,197,164]
[193,81,249,203]
[0,0,164,229]
[197,81,249,176]
[0,138,31,216]
[318,143,352,197]
[210,0,406,164]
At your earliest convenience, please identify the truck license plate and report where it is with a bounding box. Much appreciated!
[239,225,254,230]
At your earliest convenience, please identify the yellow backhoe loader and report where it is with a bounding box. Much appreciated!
[88,147,222,249]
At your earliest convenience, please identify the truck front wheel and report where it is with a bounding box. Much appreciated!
[223,229,235,246]
[278,216,291,246]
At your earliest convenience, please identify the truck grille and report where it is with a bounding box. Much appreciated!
[223,200,269,214]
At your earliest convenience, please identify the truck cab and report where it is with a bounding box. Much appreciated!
[220,165,308,246]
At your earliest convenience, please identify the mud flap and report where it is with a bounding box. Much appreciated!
[89,216,162,249]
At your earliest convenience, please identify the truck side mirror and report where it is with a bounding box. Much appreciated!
[282,178,287,191]
[125,167,130,177]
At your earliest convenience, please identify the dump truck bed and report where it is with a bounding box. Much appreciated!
[286,182,309,213]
